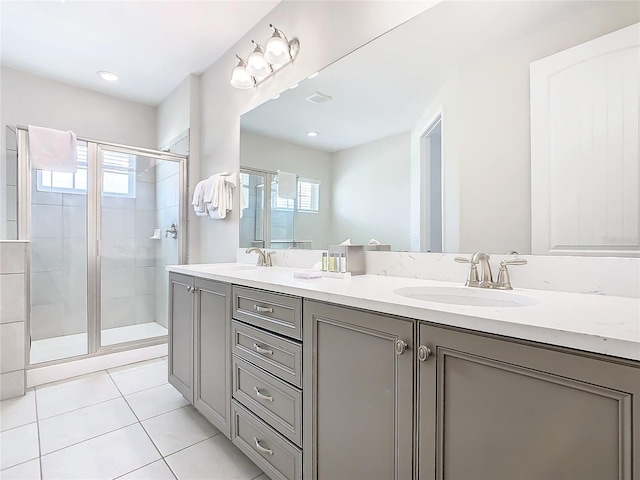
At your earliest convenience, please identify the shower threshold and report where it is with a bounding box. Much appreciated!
[30,322,167,365]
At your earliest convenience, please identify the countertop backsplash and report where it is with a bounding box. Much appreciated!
[236,249,640,299]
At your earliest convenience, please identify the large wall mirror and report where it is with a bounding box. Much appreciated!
[240,1,639,256]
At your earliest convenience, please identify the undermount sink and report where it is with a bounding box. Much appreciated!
[393,286,538,308]
[204,264,257,272]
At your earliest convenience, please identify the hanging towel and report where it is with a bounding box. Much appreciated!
[191,179,207,215]
[277,170,297,199]
[28,125,78,173]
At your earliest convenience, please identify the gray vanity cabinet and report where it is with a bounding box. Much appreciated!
[168,273,194,402]
[302,300,414,480]
[168,273,232,436]
[417,322,640,480]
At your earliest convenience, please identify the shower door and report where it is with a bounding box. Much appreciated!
[97,145,183,348]
[19,127,187,365]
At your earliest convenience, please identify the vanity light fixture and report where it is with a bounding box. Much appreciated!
[230,24,299,90]
[307,131,319,137]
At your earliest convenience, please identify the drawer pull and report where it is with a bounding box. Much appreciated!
[253,437,274,456]
[254,304,274,314]
[254,386,274,402]
[253,343,274,356]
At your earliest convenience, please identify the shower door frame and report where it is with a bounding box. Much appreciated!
[17,127,188,367]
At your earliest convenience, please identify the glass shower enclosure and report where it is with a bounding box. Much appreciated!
[16,127,187,365]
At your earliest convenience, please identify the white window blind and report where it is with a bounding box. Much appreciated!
[297,180,320,213]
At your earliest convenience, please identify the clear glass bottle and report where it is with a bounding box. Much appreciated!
[322,252,328,271]
[339,253,347,273]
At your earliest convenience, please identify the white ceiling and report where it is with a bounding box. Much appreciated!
[0,0,280,106]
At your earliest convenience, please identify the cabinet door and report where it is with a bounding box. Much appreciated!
[303,300,414,480]
[194,278,231,436]
[168,273,194,402]
[418,322,640,480]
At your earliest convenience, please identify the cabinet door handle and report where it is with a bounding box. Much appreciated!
[253,343,274,356]
[253,437,274,456]
[395,339,409,355]
[254,304,274,314]
[190,286,196,293]
[254,386,274,402]
[418,345,432,362]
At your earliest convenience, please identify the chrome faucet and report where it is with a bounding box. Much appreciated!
[455,252,527,290]
[245,247,274,267]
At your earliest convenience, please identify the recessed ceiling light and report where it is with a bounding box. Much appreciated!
[272,94,280,100]
[307,131,319,137]
[288,83,299,90]
[97,71,119,82]
[308,72,319,79]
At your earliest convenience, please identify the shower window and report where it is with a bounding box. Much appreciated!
[297,179,320,213]
[36,143,136,197]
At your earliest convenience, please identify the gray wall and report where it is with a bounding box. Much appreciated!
[331,132,411,250]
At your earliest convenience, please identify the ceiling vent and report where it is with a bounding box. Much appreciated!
[306,92,332,104]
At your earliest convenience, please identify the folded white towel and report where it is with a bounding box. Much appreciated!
[28,125,78,173]
[277,171,297,199]
[192,179,207,213]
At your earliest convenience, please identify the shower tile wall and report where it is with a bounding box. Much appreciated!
[100,156,157,331]
[30,172,87,341]
[3,127,18,240]
[0,241,27,399]
[153,160,179,330]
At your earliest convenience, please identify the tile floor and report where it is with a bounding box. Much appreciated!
[0,358,267,480]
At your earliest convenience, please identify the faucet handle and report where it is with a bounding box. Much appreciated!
[455,256,480,286]
[501,259,527,266]
[455,256,478,264]
[265,251,275,267]
[496,259,527,290]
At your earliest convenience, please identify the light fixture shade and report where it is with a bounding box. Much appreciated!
[246,44,271,78]
[230,59,255,89]
[264,30,291,65]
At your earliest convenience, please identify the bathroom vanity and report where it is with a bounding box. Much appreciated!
[166,264,640,480]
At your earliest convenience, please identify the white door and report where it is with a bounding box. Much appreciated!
[530,23,639,256]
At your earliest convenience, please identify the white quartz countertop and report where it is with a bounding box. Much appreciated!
[167,263,640,362]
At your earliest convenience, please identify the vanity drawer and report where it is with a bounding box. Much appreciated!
[233,286,302,340]
[232,321,302,388]
[233,355,302,446]
[231,400,302,480]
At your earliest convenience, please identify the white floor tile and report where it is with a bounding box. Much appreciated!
[108,359,168,395]
[0,459,41,480]
[125,383,188,421]
[0,391,36,432]
[166,434,262,480]
[0,423,39,470]
[141,405,219,456]
[39,397,138,454]
[117,460,176,480]
[36,371,121,420]
[40,424,161,480]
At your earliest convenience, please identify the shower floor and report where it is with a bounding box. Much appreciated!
[30,322,168,365]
